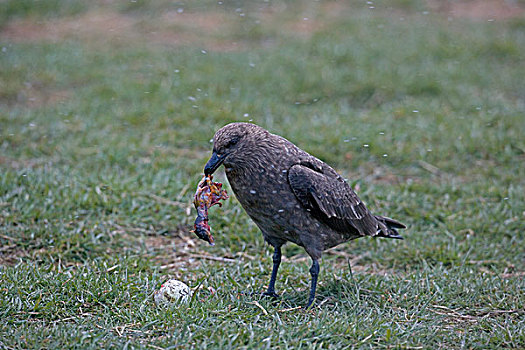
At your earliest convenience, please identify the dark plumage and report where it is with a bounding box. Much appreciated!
[203,122,406,308]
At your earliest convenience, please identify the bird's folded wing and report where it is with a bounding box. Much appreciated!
[288,164,377,236]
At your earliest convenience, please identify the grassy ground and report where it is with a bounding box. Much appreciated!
[1,0,524,348]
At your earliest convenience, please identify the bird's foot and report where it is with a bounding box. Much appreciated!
[304,294,316,310]
[304,301,315,310]
[262,291,280,299]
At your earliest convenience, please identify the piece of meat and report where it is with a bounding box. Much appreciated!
[192,175,228,245]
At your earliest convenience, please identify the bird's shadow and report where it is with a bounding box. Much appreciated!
[240,279,380,311]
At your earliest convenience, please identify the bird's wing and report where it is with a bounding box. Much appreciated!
[288,163,378,236]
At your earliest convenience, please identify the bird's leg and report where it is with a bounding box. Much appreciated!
[306,259,320,309]
[262,245,281,299]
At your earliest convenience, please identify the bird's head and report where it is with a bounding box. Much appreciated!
[204,122,267,176]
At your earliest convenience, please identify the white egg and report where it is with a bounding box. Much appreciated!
[154,279,191,306]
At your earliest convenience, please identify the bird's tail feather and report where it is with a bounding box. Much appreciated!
[375,215,406,239]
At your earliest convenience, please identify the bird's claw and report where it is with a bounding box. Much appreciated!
[262,291,280,299]
[305,302,315,310]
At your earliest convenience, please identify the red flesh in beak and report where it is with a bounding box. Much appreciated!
[192,175,229,245]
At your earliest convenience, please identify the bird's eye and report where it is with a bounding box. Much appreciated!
[226,136,240,148]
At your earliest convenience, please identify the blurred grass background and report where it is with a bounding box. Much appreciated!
[1,0,524,348]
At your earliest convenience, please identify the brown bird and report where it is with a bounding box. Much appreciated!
[203,122,406,308]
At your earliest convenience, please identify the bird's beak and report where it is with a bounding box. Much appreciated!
[204,152,224,176]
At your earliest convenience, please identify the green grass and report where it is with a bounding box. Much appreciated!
[1,1,524,348]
